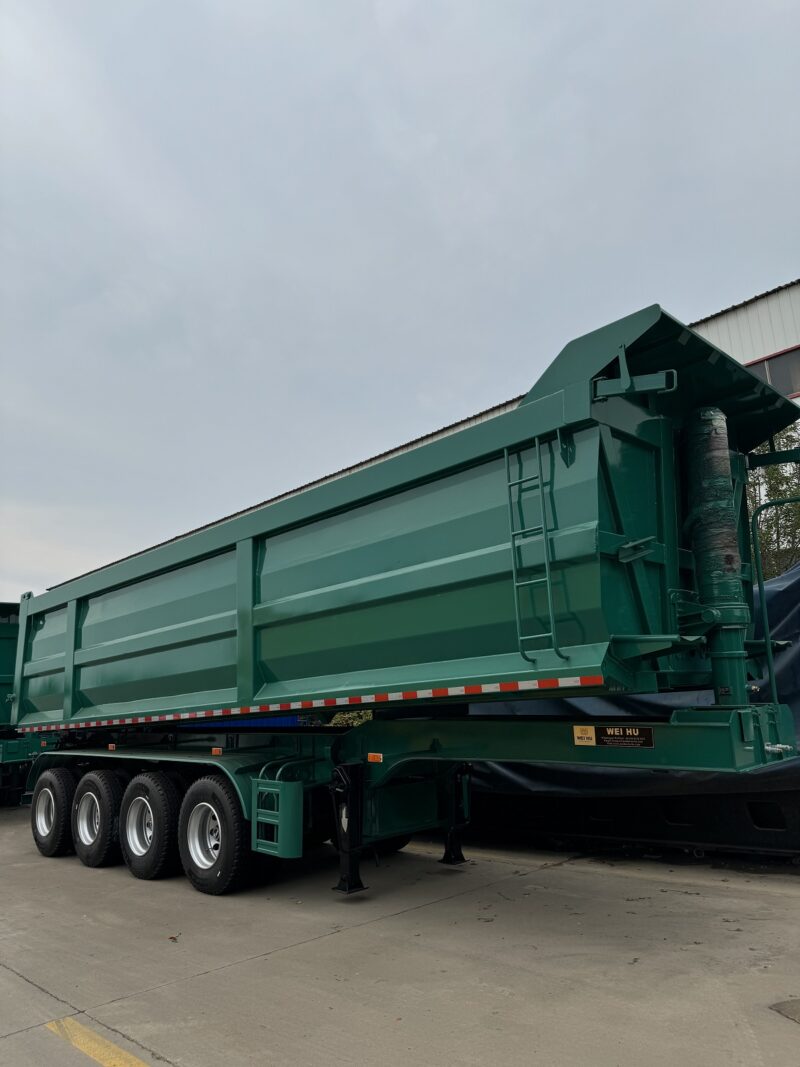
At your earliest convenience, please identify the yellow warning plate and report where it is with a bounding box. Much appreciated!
[572,725,596,746]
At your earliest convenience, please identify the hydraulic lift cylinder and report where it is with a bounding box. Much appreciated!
[687,407,750,706]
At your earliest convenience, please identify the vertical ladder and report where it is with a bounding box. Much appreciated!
[504,438,568,663]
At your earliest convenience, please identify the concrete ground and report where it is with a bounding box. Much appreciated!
[1,807,800,1067]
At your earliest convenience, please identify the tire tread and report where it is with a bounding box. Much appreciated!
[31,768,77,857]
[178,775,248,895]
[120,771,181,880]
[72,770,124,868]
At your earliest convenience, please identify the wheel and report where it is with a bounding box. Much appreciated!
[120,771,181,880]
[71,770,124,867]
[178,775,249,895]
[374,834,412,856]
[165,769,191,797]
[31,768,76,856]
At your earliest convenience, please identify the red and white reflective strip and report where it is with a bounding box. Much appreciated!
[17,675,604,734]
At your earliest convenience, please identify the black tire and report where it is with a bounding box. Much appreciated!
[120,771,181,880]
[71,770,124,868]
[165,769,191,798]
[178,775,249,895]
[31,768,76,857]
[374,834,412,856]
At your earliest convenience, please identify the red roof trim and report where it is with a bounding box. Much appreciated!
[745,343,800,367]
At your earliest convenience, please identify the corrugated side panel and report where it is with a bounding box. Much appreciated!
[17,427,611,728]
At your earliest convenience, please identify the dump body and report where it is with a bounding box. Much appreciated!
[12,306,799,735]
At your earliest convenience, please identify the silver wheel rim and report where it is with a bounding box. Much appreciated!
[187,801,222,870]
[126,796,154,857]
[76,791,101,846]
[35,787,55,836]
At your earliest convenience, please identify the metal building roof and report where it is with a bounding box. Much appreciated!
[690,279,800,363]
[690,279,800,326]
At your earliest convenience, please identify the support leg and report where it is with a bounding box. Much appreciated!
[330,763,367,894]
[441,826,466,866]
[440,763,470,866]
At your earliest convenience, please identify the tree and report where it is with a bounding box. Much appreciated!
[747,423,800,579]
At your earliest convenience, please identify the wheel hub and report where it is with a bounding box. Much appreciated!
[126,796,155,857]
[76,791,101,846]
[35,787,55,837]
[187,802,222,870]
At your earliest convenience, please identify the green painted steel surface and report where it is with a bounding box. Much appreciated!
[11,307,799,733]
[0,735,40,766]
[524,305,791,451]
[0,604,43,797]
[252,779,304,858]
[0,603,19,726]
[335,706,798,780]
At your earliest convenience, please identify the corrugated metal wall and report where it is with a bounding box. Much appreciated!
[692,281,800,363]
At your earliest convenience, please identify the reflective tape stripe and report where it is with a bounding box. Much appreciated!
[16,675,605,733]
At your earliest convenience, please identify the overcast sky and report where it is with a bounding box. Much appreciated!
[1,0,798,601]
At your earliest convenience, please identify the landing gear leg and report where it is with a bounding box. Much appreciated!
[440,763,470,866]
[330,764,366,894]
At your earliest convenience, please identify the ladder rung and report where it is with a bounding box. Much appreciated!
[512,524,545,539]
[520,632,553,642]
[515,576,548,589]
[507,474,542,489]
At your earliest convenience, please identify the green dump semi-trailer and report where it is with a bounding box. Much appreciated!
[11,304,800,894]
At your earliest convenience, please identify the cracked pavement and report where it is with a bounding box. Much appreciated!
[2,806,800,1065]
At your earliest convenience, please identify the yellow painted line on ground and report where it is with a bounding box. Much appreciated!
[46,1016,149,1067]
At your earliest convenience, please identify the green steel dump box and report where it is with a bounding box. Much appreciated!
[11,305,799,737]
